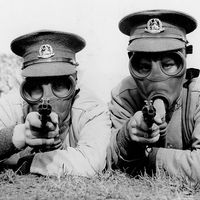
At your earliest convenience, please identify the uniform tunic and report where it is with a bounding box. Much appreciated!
[0,84,111,177]
[107,75,200,182]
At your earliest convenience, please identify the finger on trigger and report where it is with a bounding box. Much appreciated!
[25,112,42,128]
[50,112,59,124]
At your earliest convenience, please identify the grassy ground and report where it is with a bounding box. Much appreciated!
[0,169,199,200]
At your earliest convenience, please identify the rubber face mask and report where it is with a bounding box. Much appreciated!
[20,75,77,125]
[129,50,186,109]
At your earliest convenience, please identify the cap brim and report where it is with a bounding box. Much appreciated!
[128,38,185,52]
[22,62,76,77]
[119,9,197,36]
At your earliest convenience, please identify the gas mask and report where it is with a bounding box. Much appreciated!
[129,50,186,111]
[20,75,77,125]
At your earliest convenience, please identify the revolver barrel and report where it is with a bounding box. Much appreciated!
[142,100,156,128]
[38,99,52,128]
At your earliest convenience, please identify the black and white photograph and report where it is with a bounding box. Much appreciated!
[0,0,200,199]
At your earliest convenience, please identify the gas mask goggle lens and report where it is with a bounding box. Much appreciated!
[129,52,184,79]
[20,75,76,104]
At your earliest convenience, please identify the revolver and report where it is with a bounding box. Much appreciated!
[38,99,52,129]
[142,100,156,128]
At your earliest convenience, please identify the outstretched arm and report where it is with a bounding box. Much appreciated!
[29,104,111,177]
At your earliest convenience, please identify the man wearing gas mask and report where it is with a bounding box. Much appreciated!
[107,10,200,181]
[0,30,111,177]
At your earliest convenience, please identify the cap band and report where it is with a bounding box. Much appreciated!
[23,57,78,69]
[22,46,78,69]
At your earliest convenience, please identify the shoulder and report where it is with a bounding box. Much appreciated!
[110,76,139,108]
[72,83,107,113]
[109,76,141,115]
[191,76,200,92]
[0,88,22,106]
[0,88,23,127]
[111,76,138,98]
[71,84,110,129]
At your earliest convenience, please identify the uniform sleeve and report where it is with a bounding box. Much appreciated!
[0,90,23,162]
[106,88,147,174]
[107,89,132,167]
[0,126,17,161]
[30,104,111,177]
[0,92,22,161]
[154,101,200,182]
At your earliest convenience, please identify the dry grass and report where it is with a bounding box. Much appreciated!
[0,169,199,200]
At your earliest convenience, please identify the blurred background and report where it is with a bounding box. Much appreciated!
[0,0,199,102]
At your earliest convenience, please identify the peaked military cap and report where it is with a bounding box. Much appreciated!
[119,9,197,52]
[11,30,86,77]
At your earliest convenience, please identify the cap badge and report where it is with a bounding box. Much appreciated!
[38,44,55,58]
[145,18,165,34]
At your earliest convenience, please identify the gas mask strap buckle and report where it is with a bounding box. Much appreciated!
[183,68,200,88]
[186,45,193,54]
